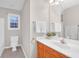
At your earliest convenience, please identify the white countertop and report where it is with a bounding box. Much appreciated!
[36,37,79,58]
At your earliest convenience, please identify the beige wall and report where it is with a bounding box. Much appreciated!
[0,7,21,47]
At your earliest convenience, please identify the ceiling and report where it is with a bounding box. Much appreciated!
[0,0,79,11]
[62,0,79,10]
[0,0,25,11]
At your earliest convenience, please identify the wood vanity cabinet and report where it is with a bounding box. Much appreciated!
[37,42,69,58]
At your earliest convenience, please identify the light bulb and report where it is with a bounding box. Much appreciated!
[54,2,59,5]
[51,2,59,6]
[60,0,64,2]
[50,0,63,6]
[49,0,54,3]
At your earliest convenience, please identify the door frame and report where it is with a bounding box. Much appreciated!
[0,18,5,56]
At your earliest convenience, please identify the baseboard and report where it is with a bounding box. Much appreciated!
[21,46,28,58]
[5,44,22,49]
[0,47,4,56]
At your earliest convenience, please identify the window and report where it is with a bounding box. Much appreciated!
[8,14,20,30]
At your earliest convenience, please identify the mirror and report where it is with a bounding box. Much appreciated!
[49,0,79,40]
[49,3,63,37]
[62,5,79,40]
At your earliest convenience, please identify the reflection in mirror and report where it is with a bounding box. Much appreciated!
[62,5,79,40]
[49,0,79,41]
[49,0,63,38]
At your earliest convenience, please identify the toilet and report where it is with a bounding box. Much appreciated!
[10,36,18,52]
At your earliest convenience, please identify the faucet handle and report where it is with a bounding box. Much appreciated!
[59,37,65,44]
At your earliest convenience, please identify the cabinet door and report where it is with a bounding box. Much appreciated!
[37,42,45,58]
[44,44,57,58]
[37,42,69,58]
[44,43,69,58]
[44,51,56,58]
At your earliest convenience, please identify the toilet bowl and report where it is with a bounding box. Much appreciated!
[10,36,18,52]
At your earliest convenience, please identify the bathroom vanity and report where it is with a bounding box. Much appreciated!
[36,37,79,58]
[37,42,68,58]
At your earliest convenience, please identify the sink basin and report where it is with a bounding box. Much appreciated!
[51,40,71,49]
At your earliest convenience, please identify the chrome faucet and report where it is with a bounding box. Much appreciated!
[60,37,65,44]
